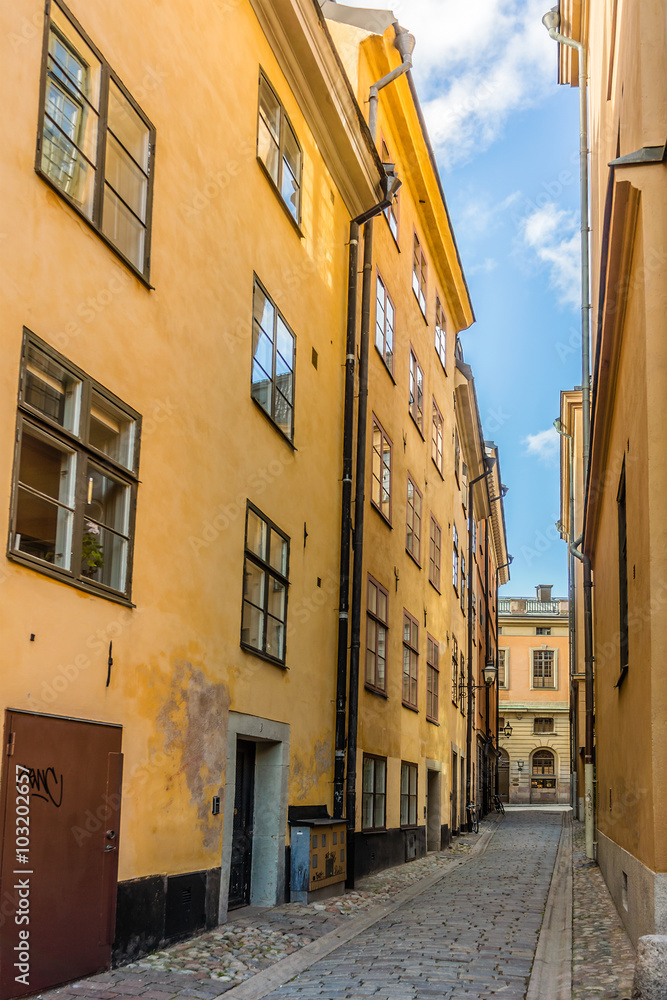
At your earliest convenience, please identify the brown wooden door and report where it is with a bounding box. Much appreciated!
[451,752,458,833]
[0,711,122,1000]
[498,749,510,802]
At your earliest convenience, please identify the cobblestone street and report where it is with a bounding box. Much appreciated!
[37,809,635,1000]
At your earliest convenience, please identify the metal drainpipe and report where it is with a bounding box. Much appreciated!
[570,533,595,859]
[335,192,400,823]
[495,566,500,799]
[484,520,491,813]
[465,504,474,829]
[344,22,414,887]
[333,220,359,820]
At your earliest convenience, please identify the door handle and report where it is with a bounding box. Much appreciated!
[104,844,117,852]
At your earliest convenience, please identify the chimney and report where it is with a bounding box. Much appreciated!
[536,584,553,602]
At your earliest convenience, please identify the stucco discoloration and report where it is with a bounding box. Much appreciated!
[290,737,331,801]
[159,659,230,850]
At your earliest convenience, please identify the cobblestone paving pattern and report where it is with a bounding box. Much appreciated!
[36,840,478,1000]
[571,820,635,1000]
[259,811,562,1000]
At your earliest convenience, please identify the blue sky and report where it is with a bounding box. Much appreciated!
[345,0,582,597]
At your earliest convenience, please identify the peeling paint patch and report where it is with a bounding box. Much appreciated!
[158,660,230,850]
[290,737,331,802]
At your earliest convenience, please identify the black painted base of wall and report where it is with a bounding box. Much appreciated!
[113,867,221,966]
[353,826,427,880]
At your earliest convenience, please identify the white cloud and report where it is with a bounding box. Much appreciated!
[520,202,581,306]
[523,428,559,465]
[467,257,498,275]
[340,1,557,168]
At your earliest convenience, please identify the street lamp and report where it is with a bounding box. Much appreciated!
[502,721,513,737]
[482,660,497,686]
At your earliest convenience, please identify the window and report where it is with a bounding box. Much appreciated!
[470,586,476,634]
[412,232,427,314]
[408,348,424,432]
[451,636,458,705]
[375,274,395,374]
[371,417,392,522]
[241,503,289,664]
[251,277,295,440]
[461,463,468,512]
[426,635,439,722]
[532,749,555,775]
[362,755,386,830]
[435,296,447,369]
[452,524,459,592]
[460,554,466,613]
[454,426,461,483]
[402,611,418,708]
[532,649,555,689]
[534,717,554,734]
[257,72,302,223]
[400,762,418,826]
[37,1,155,279]
[406,475,422,564]
[429,516,441,591]
[498,649,508,688]
[470,517,476,558]
[536,626,551,636]
[617,462,629,675]
[366,576,388,693]
[9,332,140,600]
[498,716,505,731]
[381,140,399,242]
[431,400,444,475]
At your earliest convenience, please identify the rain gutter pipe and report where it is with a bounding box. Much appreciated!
[570,532,595,859]
[334,187,401,822]
[554,418,577,814]
[342,23,414,888]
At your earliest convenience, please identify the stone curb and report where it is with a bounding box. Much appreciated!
[213,814,503,1000]
[526,809,573,1000]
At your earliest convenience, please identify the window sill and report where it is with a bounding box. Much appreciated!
[406,548,421,569]
[402,701,418,713]
[383,209,400,251]
[428,579,441,595]
[36,168,153,289]
[361,827,387,835]
[409,411,425,439]
[6,551,135,607]
[426,717,440,726]
[364,684,388,699]
[371,503,392,528]
[431,459,444,481]
[240,641,288,669]
[251,397,297,451]
[374,345,396,383]
[256,158,304,239]
[412,287,428,323]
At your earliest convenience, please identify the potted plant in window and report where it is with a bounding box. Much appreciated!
[81,520,104,577]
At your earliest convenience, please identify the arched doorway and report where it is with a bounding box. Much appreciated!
[530,748,557,803]
[498,748,510,803]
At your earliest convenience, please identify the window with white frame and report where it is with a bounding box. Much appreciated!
[429,515,441,591]
[534,717,554,734]
[451,635,458,705]
[371,417,392,522]
[435,296,446,369]
[257,71,302,222]
[498,648,508,688]
[532,649,555,689]
[452,524,459,592]
[37,0,156,279]
[10,332,140,600]
[426,635,439,722]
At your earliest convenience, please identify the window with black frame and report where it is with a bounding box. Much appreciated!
[241,502,289,664]
[251,278,295,441]
[37,0,155,279]
[9,332,140,600]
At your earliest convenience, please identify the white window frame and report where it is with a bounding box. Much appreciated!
[530,647,558,690]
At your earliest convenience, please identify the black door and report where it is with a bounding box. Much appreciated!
[228,740,255,909]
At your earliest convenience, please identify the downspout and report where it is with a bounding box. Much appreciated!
[344,23,413,885]
[570,532,595,859]
[465,502,474,828]
[484,519,491,814]
[335,192,401,823]
[495,565,500,798]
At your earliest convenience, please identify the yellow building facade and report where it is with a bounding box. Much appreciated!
[556,0,667,945]
[0,0,509,990]
[497,590,570,804]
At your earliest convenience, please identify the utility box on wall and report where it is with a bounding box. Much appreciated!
[289,807,346,903]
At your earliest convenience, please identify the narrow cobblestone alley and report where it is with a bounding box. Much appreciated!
[256,810,562,1000]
